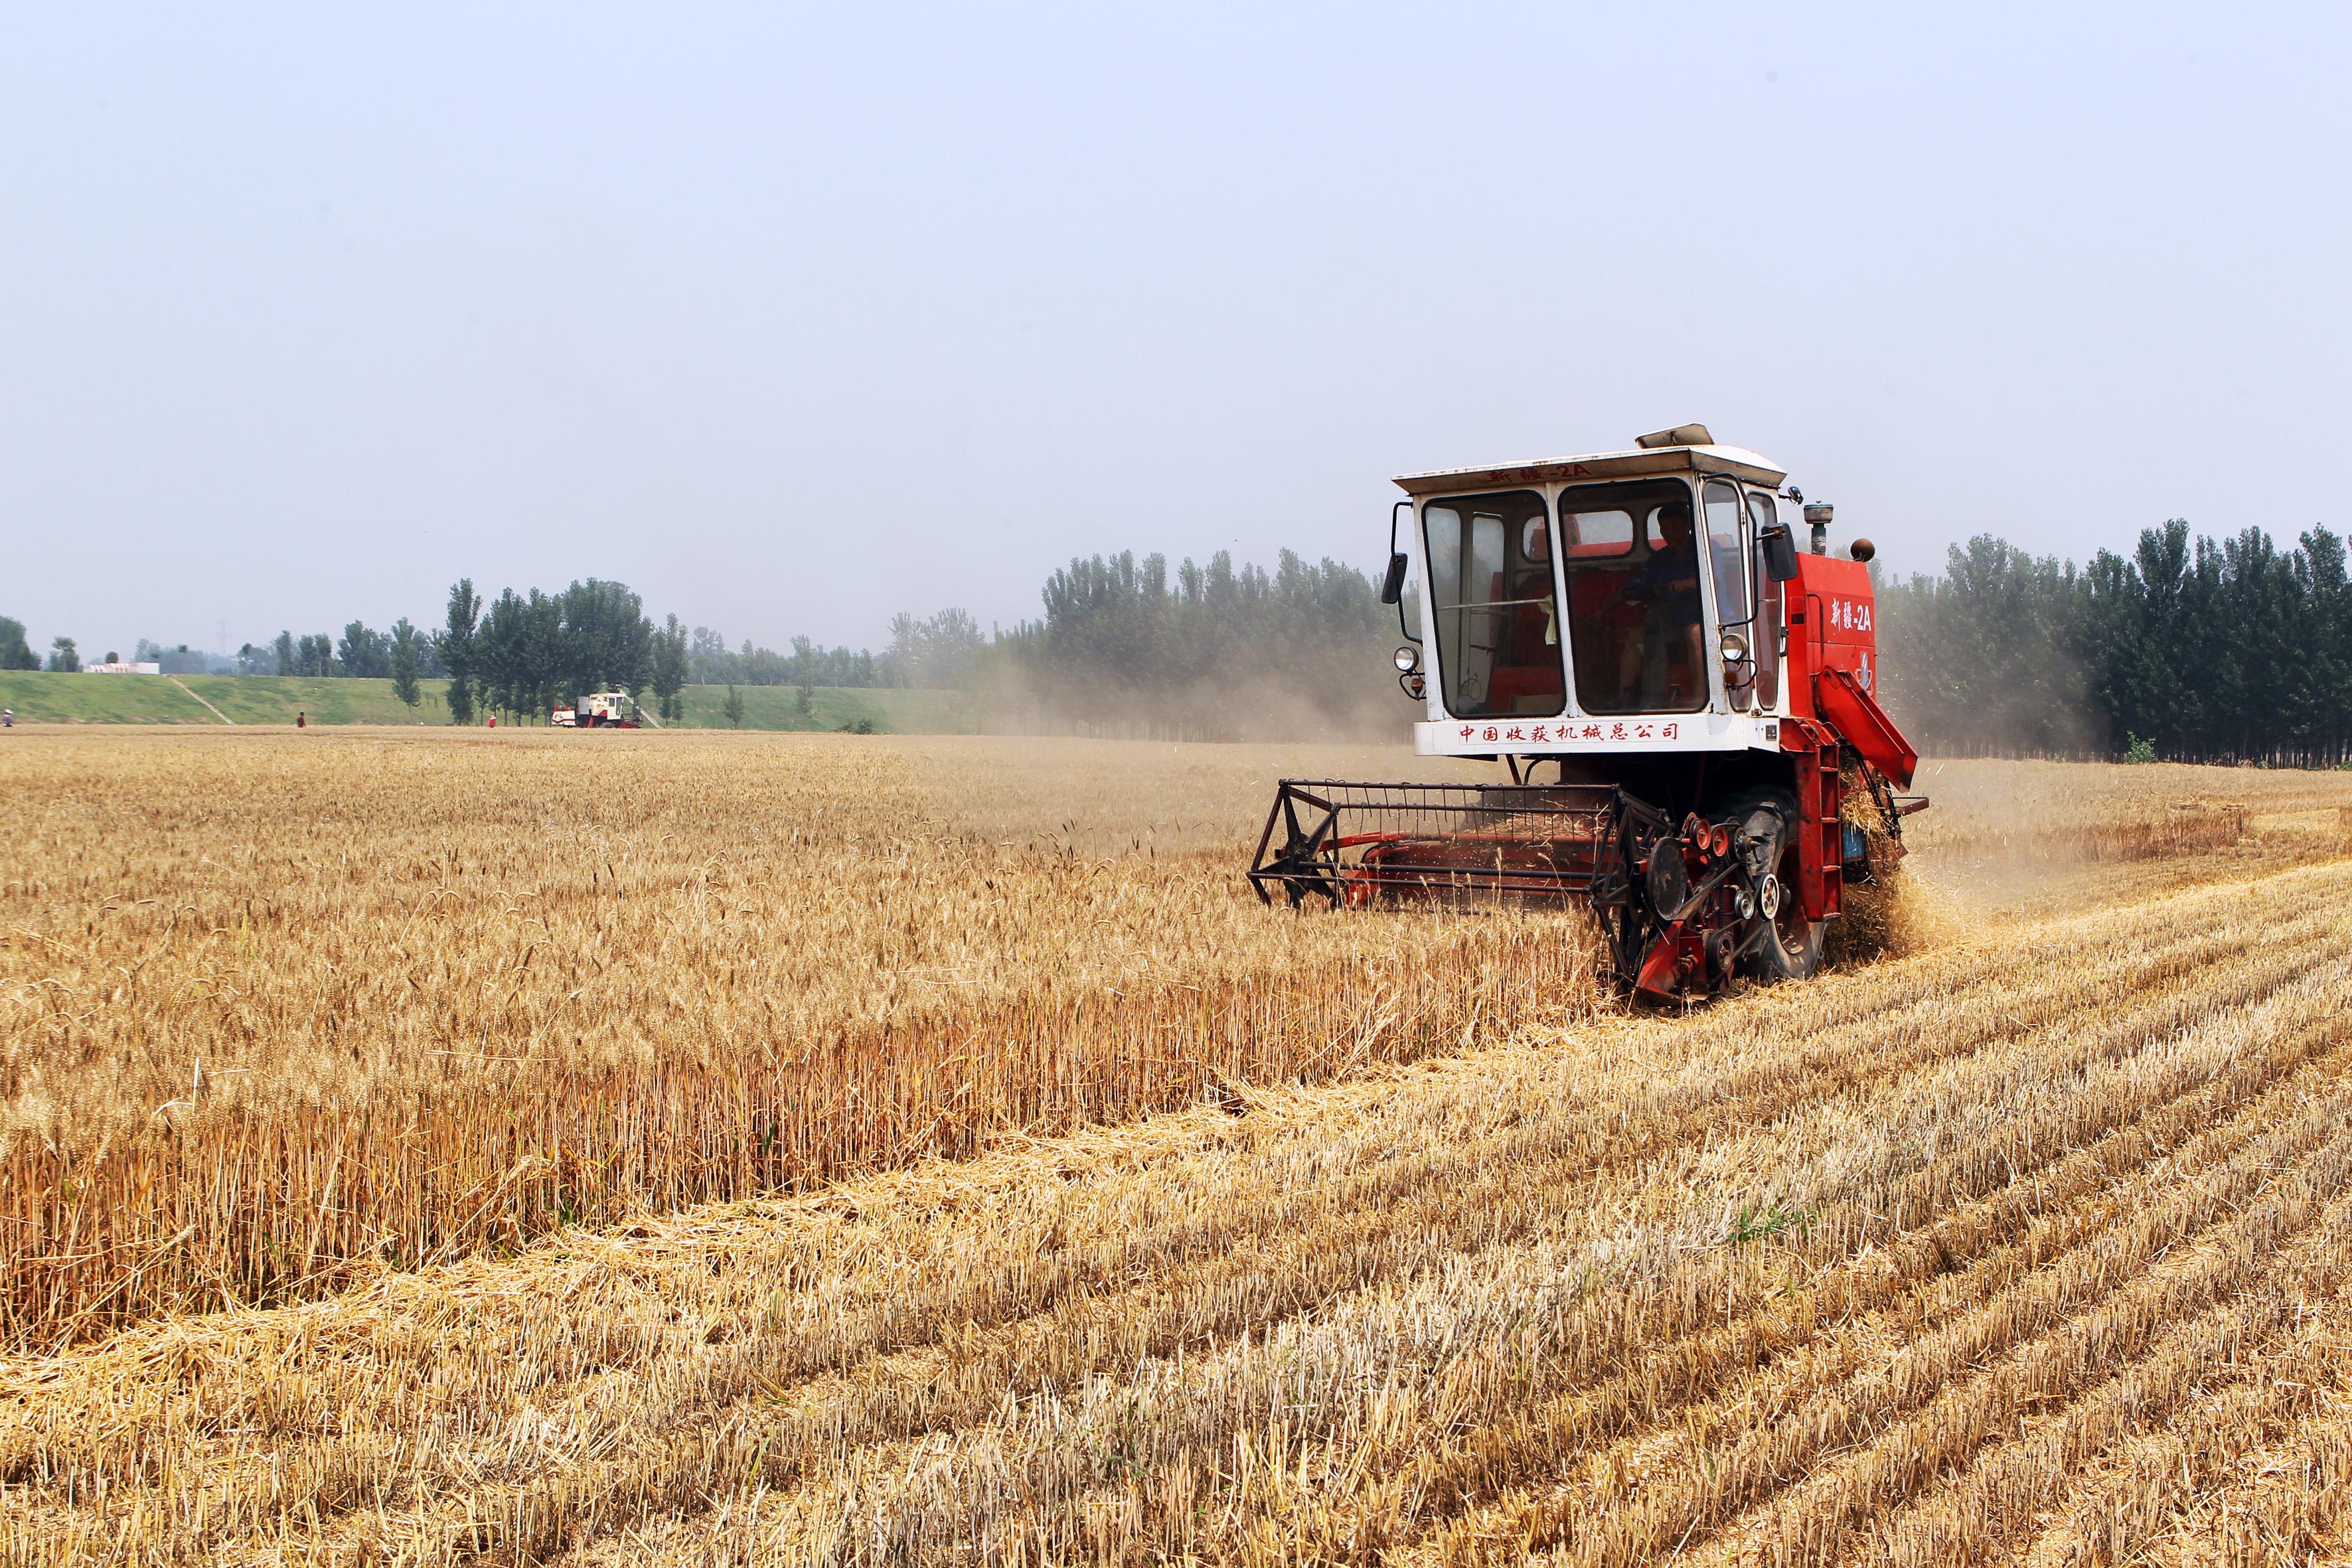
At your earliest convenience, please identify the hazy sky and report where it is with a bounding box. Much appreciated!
[5,3,2348,659]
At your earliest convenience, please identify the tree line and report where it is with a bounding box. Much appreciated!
[414,553,1398,734]
[952,523,2352,757]
[16,518,2349,759]
[683,626,903,689]
[428,581,945,723]
[6,581,916,716]
[6,550,1405,740]
[1877,520,2352,765]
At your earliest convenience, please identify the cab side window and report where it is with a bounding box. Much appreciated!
[1703,479,1751,634]
[1747,490,1784,709]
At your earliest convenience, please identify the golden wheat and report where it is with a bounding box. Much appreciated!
[5,734,2352,1565]
[0,729,1594,1348]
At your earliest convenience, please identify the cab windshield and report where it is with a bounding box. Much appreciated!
[1556,480,1707,715]
[1421,490,1563,718]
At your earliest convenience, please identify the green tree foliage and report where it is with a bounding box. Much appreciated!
[475,588,560,720]
[649,615,690,721]
[722,683,745,728]
[440,580,481,725]
[45,637,79,672]
[388,619,424,710]
[337,621,391,678]
[1877,520,2352,765]
[473,580,655,722]
[556,579,654,700]
[270,632,336,676]
[0,617,40,670]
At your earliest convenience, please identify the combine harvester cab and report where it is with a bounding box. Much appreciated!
[1248,424,1926,1001]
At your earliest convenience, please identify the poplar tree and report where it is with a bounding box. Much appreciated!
[441,579,480,725]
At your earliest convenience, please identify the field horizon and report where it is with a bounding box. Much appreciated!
[0,670,974,732]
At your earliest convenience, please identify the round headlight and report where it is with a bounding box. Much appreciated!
[1393,645,1419,673]
[1720,630,1752,664]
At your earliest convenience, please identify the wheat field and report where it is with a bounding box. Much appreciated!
[1,730,1592,1348]
[6,730,2352,1565]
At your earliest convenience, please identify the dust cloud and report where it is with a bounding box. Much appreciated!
[963,665,1417,747]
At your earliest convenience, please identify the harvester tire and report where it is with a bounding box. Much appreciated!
[1719,789,1824,983]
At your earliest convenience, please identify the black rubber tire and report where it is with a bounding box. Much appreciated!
[1717,787,1826,983]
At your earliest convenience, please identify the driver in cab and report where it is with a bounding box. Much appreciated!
[1618,501,1704,706]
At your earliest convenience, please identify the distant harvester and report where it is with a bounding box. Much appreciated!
[551,691,643,728]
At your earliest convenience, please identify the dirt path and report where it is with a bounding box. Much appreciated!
[7,856,2351,1565]
[165,672,235,724]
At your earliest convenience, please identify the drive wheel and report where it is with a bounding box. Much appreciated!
[1722,790,1824,982]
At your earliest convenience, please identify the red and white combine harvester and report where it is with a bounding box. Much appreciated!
[1248,425,1926,1000]
[551,692,643,728]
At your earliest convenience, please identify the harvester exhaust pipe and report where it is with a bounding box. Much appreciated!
[1804,502,1835,556]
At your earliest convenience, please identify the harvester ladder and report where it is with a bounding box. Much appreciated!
[1816,744,1843,917]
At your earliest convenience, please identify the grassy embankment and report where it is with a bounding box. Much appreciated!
[0,671,968,732]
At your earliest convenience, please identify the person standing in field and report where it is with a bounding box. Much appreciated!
[296,710,307,729]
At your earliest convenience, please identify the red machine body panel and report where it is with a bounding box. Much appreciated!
[1786,556,1874,708]
[1785,554,1915,788]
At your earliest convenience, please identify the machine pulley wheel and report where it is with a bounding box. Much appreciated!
[1720,791,1823,983]
[1644,838,1689,917]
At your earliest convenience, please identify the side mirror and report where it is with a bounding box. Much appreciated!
[1387,500,1423,642]
[1760,524,1800,582]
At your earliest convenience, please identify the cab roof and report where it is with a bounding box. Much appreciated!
[1393,438,1787,497]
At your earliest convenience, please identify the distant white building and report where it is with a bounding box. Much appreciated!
[84,661,162,674]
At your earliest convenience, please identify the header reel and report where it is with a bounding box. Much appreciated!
[1249,777,1851,1000]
